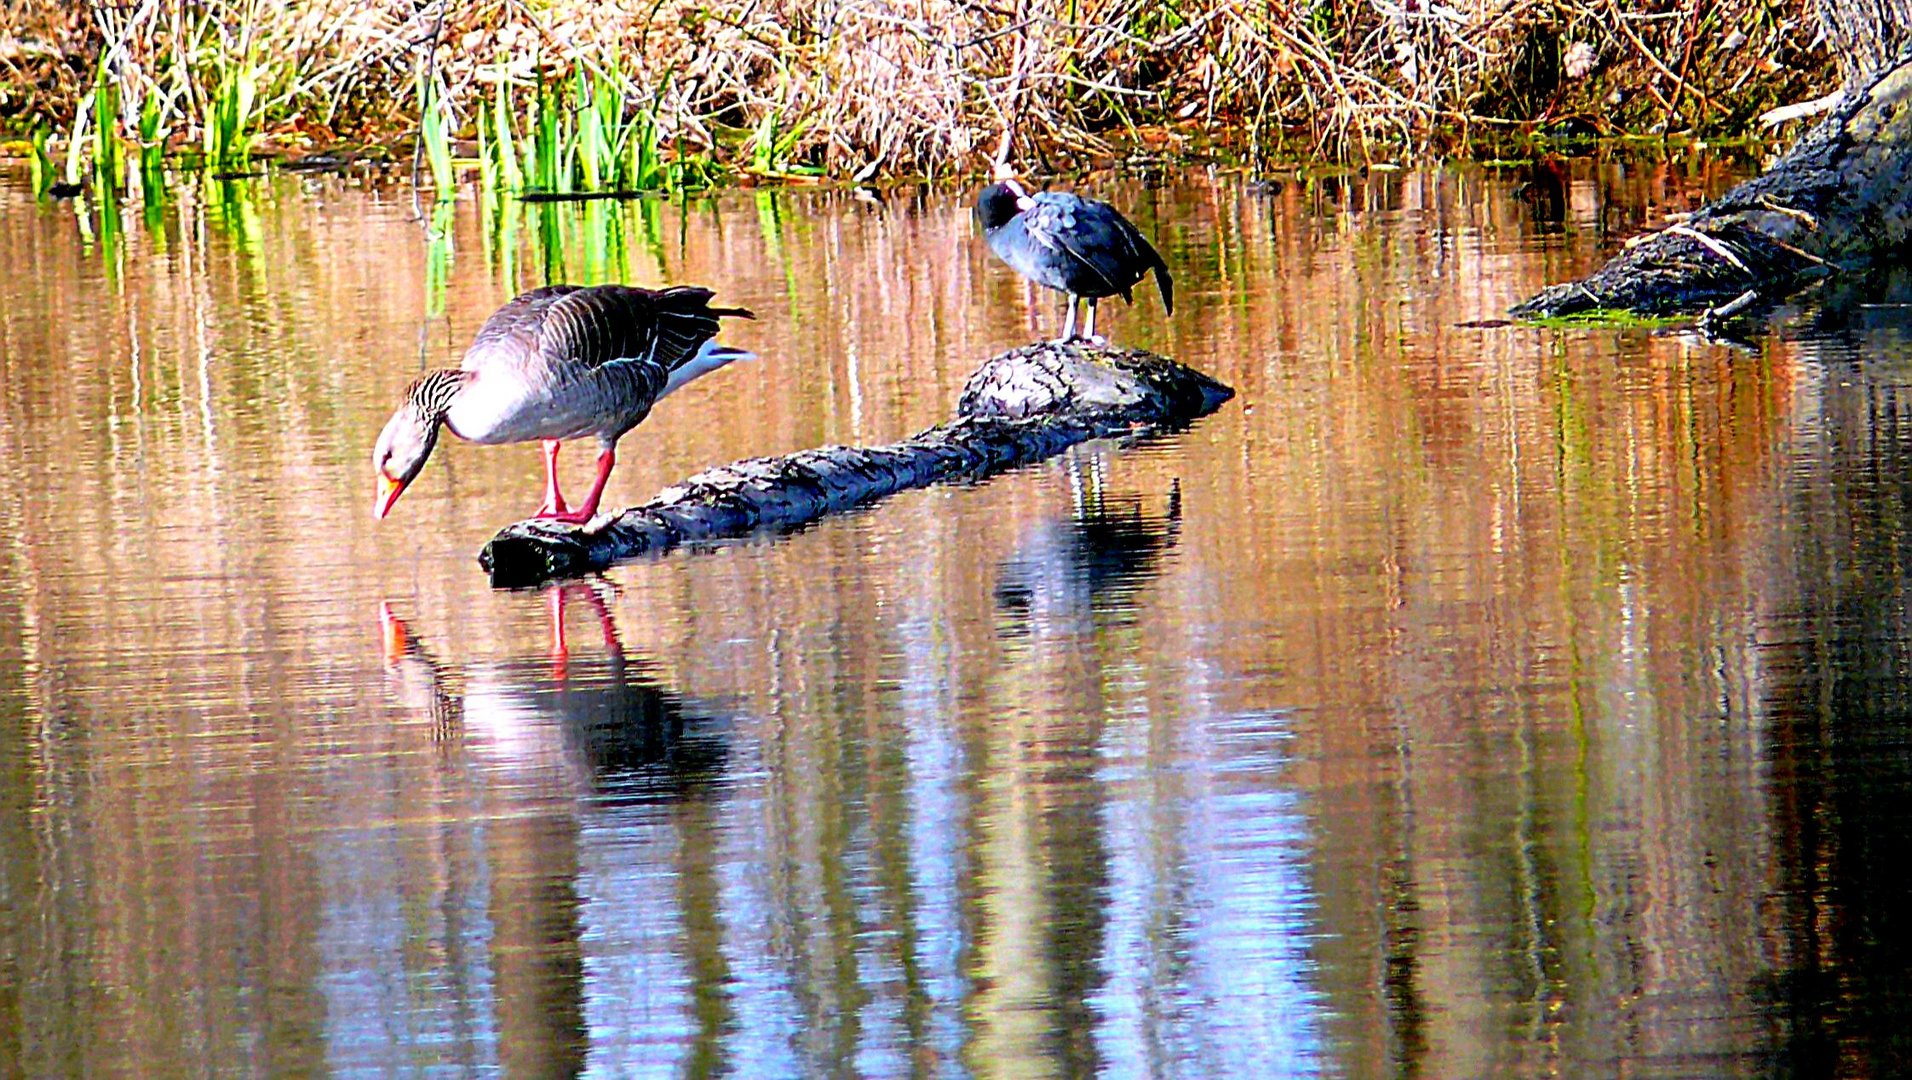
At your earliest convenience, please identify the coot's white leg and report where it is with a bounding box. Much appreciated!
[1084,298,1104,345]
[1057,296,1079,343]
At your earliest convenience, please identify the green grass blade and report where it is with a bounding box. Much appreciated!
[92,59,124,187]
[536,77,559,192]
[493,65,521,191]
[29,125,53,194]
[576,72,603,190]
[419,71,457,201]
[476,100,496,193]
[63,92,91,186]
[138,91,163,177]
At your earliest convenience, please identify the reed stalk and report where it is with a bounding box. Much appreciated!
[574,68,606,190]
[90,57,125,190]
[29,127,55,195]
[417,69,458,202]
[491,63,522,192]
[137,90,165,179]
[203,60,257,170]
[476,102,496,194]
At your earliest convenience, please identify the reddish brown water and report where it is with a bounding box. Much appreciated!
[3,155,1911,1075]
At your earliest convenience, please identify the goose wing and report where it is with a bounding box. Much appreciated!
[464,285,751,385]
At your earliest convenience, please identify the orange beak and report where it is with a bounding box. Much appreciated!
[374,473,407,520]
[378,601,409,663]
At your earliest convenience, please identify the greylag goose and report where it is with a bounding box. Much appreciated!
[975,178,1172,344]
[373,284,754,522]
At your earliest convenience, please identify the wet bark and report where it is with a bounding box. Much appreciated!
[478,342,1234,587]
[1511,39,1912,320]
[1814,0,1912,82]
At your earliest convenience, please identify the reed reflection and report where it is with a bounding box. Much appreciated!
[6,158,1881,1075]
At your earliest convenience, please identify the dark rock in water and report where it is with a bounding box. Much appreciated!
[479,342,1235,588]
[518,190,651,203]
[282,154,350,173]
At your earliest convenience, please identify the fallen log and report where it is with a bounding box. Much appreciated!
[1510,44,1912,320]
[478,342,1234,587]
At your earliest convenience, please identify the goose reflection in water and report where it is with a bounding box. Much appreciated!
[375,586,733,1075]
[994,465,1182,635]
[379,583,727,803]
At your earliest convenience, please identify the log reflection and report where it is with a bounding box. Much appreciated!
[1750,314,1912,1074]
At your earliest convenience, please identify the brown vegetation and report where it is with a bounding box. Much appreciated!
[1,0,1841,175]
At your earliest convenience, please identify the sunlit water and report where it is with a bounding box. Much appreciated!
[3,153,1911,1076]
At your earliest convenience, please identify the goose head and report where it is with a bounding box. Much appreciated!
[372,369,467,520]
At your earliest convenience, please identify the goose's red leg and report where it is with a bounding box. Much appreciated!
[537,439,569,517]
[543,447,615,525]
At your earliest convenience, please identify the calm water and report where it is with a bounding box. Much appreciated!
[3,154,1912,1077]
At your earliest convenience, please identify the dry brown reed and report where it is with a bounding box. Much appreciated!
[1,0,1839,175]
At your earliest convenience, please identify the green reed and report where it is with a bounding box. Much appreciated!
[574,67,609,191]
[203,60,257,170]
[139,89,169,232]
[489,67,523,192]
[477,102,497,194]
[137,90,164,178]
[29,126,54,195]
[91,58,126,190]
[747,110,818,177]
[471,61,716,199]
[531,74,566,194]
[623,86,663,191]
[417,69,458,202]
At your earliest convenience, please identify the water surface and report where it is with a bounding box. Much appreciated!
[2,154,1911,1076]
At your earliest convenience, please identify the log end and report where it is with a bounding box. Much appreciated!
[1507,226,1779,320]
[479,519,601,588]
[958,341,1235,425]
